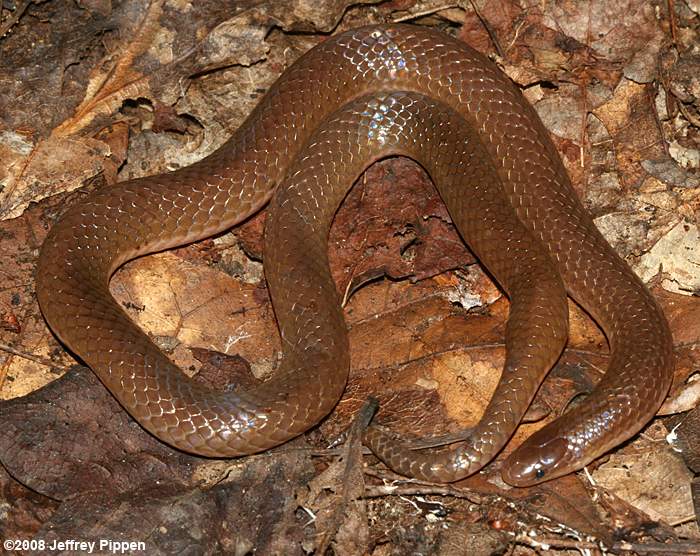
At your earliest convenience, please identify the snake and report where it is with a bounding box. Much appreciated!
[35,24,674,486]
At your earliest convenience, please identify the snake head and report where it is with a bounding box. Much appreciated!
[501,435,570,487]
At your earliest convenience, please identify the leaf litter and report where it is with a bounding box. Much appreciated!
[1,0,699,553]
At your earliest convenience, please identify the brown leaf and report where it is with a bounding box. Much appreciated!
[0,366,196,498]
[593,422,694,525]
[191,347,261,391]
[238,158,476,300]
[300,403,374,554]
[0,465,59,541]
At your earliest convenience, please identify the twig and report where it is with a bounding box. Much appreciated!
[678,101,700,128]
[468,0,504,58]
[666,0,678,47]
[650,90,671,158]
[392,4,458,23]
[0,0,31,39]
[668,513,697,526]
[361,483,485,504]
[515,533,700,554]
[614,540,700,554]
[0,342,66,370]
[513,533,603,554]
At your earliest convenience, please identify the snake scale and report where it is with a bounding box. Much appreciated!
[36,24,674,485]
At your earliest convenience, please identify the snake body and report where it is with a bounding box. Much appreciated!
[36,24,674,485]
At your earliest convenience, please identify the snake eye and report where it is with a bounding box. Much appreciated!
[535,468,545,480]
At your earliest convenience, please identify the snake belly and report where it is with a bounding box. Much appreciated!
[35,24,674,485]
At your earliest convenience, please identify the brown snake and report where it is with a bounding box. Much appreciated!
[36,24,674,486]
